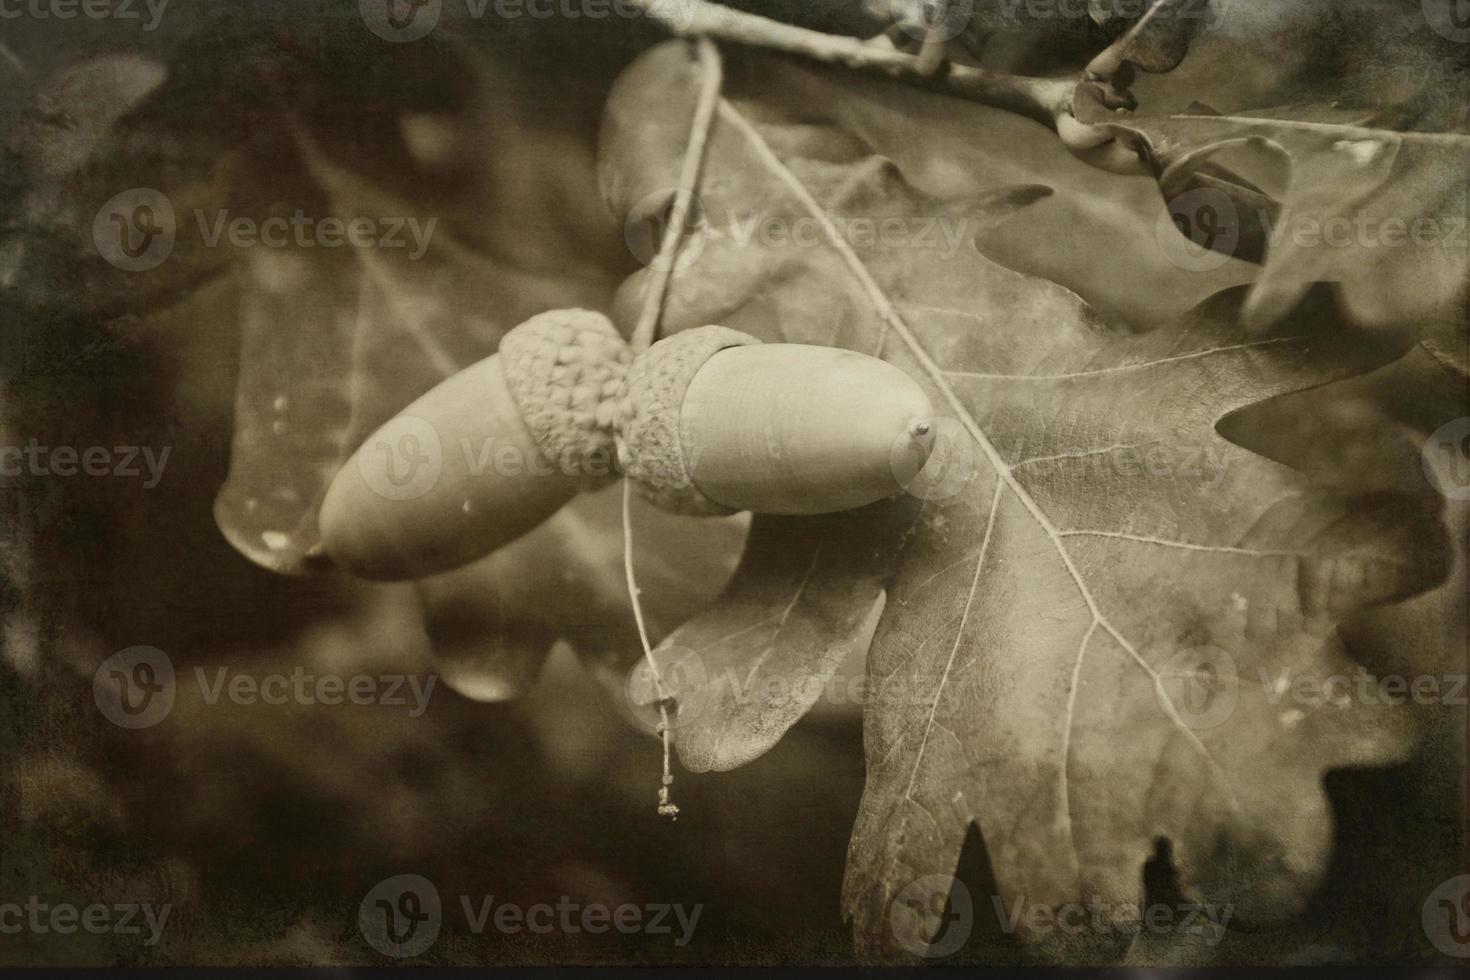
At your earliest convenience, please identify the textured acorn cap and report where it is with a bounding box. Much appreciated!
[617,325,762,516]
[499,309,631,485]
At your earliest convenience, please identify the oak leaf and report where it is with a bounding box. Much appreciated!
[600,43,1449,960]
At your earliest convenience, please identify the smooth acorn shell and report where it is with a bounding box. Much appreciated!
[679,344,936,515]
[320,354,597,581]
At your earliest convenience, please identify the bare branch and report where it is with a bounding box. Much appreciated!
[630,0,1076,129]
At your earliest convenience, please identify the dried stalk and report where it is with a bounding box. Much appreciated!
[629,0,1077,128]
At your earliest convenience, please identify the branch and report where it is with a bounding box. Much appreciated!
[630,0,1076,129]
[631,36,724,354]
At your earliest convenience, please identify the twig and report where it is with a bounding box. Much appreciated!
[623,480,680,820]
[623,36,726,822]
[629,0,1075,128]
[630,35,724,355]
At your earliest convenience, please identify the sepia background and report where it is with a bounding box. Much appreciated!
[1,0,1466,966]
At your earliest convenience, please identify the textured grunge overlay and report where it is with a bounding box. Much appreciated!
[1,0,1466,970]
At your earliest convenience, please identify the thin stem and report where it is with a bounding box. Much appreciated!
[623,480,679,820]
[629,0,1075,128]
[630,36,724,355]
[624,35,726,823]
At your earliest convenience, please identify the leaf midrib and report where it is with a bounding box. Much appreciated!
[715,98,1245,885]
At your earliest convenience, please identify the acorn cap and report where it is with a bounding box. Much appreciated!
[617,325,762,516]
[499,309,631,485]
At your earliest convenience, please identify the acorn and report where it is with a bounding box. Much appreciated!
[320,309,630,581]
[321,314,937,581]
[616,326,937,516]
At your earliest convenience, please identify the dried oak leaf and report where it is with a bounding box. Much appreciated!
[211,41,627,576]
[26,31,741,701]
[420,485,746,703]
[1,53,238,317]
[1068,0,1470,348]
[601,43,1449,960]
[207,37,749,701]
[1074,89,1470,342]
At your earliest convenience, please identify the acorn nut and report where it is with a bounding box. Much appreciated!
[616,326,938,517]
[320,309,629,581]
